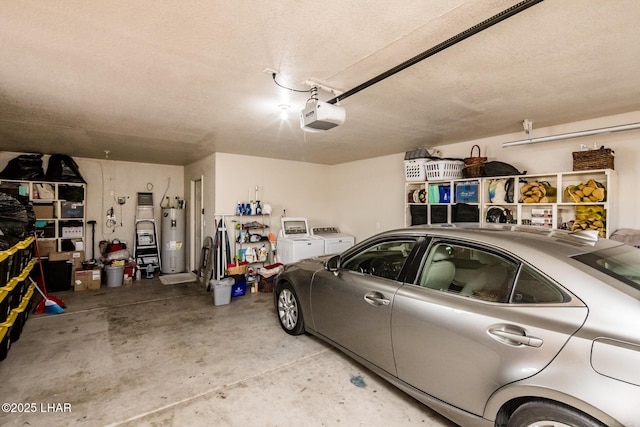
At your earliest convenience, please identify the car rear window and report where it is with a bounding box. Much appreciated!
[573,245,640,291]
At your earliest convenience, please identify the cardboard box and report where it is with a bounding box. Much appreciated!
[531,208,553,218]
[33,204,54,219]
[36,239,57,257]
[48,250,85,270]
[74,268,101,291]
[531,217,553,227]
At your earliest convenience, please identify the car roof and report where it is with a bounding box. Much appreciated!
[382,224,622,259]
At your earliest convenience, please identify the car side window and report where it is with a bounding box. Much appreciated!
[341,239,416,280]
[511,264,569,304]
[419,243,517,303]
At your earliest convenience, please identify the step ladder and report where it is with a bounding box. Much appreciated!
[134,192,161,278]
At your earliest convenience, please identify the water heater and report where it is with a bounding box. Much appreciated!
[161,208,185,273]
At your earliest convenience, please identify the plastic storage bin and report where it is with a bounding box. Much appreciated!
[425,159,464,181]
[404,159,429,182]
[0,251,9,288]
[0,290,10,323]
[0,325,11,361]
[211,278,234,306]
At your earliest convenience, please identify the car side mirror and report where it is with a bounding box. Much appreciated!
[325,255,340,273]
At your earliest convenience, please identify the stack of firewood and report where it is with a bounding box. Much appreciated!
[564,179,607,237]
[563,179,606,203]
[572,205,606,237]
[519,181,557,203]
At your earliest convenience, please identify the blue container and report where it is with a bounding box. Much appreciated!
[455,182,479,203]
[231,281,246,297]
[439,186,451,203]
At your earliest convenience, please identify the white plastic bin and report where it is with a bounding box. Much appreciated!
[211,278,234,306]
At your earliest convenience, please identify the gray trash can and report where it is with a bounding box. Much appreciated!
[211,278,234,306]
[105,265,124,287]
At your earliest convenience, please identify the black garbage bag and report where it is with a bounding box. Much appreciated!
[45,154,86,183]
[0,153,45,180]
[0,192,34,240]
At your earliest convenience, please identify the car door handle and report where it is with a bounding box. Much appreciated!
[488,327,543,348]
[364,292,390,306]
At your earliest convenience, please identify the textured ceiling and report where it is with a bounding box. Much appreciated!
[1,0,640,165]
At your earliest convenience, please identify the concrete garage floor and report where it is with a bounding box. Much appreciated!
[0,279,455,427]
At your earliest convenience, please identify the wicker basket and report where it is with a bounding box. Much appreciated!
[463,145,487,178]
[572,147,614,171]
[225,263,247,275]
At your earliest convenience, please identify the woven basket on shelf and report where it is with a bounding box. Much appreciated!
[463,144,487,178]
[572,147,614,171]
[225,263,247,275]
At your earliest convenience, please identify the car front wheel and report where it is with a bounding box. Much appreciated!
[508,401,605,427]
[276,283,304,336]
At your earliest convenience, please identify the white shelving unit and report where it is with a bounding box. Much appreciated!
[232,214,272,264]
[405,169,617,238]
[0,179,86,252]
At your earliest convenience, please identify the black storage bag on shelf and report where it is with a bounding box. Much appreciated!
[410,205,428,226]
[45,154,86,183]
[0,153,45,180]
[482,161,525,177]
[430,205,448,224]
[452,203,479,223]
[58,185,85,202]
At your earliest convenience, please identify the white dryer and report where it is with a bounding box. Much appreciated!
[311,226,355,255]
[277,217,325,264]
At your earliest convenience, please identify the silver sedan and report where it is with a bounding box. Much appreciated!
[274,226,640,427]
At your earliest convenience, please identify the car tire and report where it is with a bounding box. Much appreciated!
[508,401,605,427]
[276,282,305,336]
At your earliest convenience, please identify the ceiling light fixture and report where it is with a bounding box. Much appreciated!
[502,122,640,148]
[267,72,346,132]
[278,104,290,120]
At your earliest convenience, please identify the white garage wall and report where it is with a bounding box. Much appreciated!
[213,152,333,226]
[330,153,406,242]
[0,152,184,261]
[334,110,640,241]
[74,157,184,259]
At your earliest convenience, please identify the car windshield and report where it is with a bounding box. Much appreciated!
[573,245,640,291]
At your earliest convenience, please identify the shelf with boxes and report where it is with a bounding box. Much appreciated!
[405,168,616,238]
[0,179,86,254]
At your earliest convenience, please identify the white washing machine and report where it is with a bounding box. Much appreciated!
[277,217,325,264]
[311,226,355,255]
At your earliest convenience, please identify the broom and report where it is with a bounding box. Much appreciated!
[32,233,67,313]
[28,277,64,314]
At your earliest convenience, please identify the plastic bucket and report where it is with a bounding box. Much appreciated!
[105,265,124,287]
[211,278,234,306]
